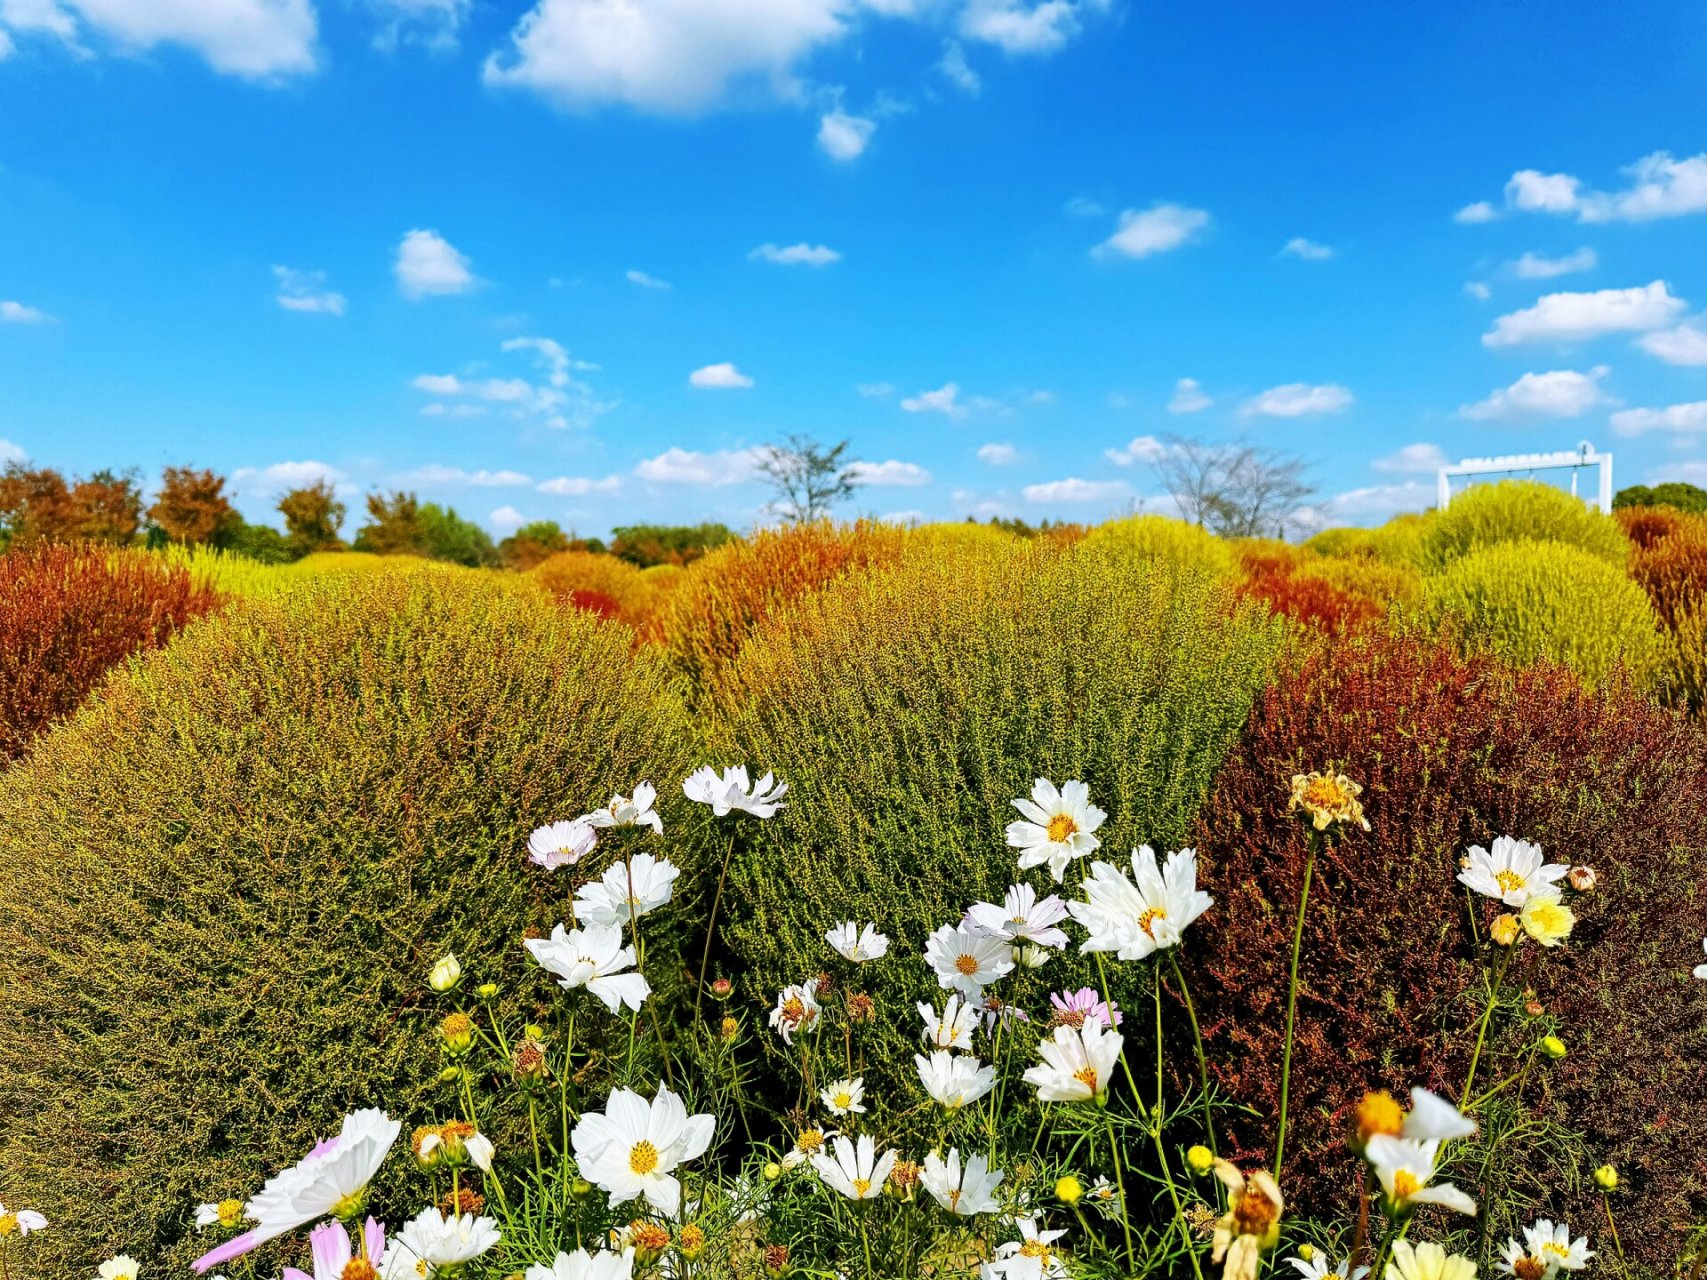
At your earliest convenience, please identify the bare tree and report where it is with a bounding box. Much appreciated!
[1153,436,1314,539]
[755,434,862,523]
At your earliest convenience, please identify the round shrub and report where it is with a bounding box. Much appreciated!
[1629,515,1707,629]
[1081,513,1236,578]
[0,544,220,765]
[530,548,658,625]
[0,573,695,1277]
[710,541,1286,1089]
[1187,636,1707,1271]
[1425,538,1665,688]
[1616,503,1690,551]
[1419,480,1626,571]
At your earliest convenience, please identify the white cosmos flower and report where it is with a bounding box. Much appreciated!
[922,1149,1004,1216]
[0,1202,48,1235]
[1389,1241,1476,1280]
[574,853,681,927]
[780,1126,836,1171]
[826,921,889,962]
[1501,1219,1594,1275]
[1402,1088,1477,1141]
[1457,836,1568,908]
[1069,846,1213,961]
[570,1086,716,1217]
[192,1109,401,1274]
[1365,1135,1477,1217]
[386,1208,500,1273]
[925,924,1015,997]
[528,818,598,870]
[811,1134,896,1201]
[1023,1021,1123,1104]
[915,1050,997,1109]
[682,765,788,818]
[1005,778,1106,882]
[525,922,651,1013]
[769,980,822,1044]
[525,1248,636,1280]
[918,995,980,1050]
[417,1128,495,1173]
[98,1258,141,1280]
[584,783,663,835]
[1694,938,1707,980]
[821,1077,867,1116]
[1287,1254,1369,1280]
[991,1218,1069,1279]
[964,884,1070,951]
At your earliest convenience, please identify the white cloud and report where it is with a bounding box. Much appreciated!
[368,0,468,51]
[1094,203,1210,260]
[938,38,978,93]
[1167,377,1210,414]
[1610,401,1707,437]
[1479,152,1707,224]
[749,242,841,267]
[847,459,930,486]
[1371,443,1449,475]
[876,508,927,526]
[1454,200,1498,225]
[1,0,317,78]
[414,336,609,429]
[232,459,347,494]
[1482,280,1685,347]
[1281,237,1334,261]
[1505,169,1582,214]
[625,268,670,290]
[1458,366,1612,420]
[1320,480,1435,520]
[1104,435,1167,466]
[901,381,967,419]
[419,402,487,419]
[272,265,346,315]
[0,27,11,54]
[960,0,1088,54]
[857,381,895,398]
[1463,281,1492,301]
[634,446,761,486]
[537,474,621,495]
[817,109,874,161]
[1638,322,1707,367]
[396,464,532,487]
[488,504,527,531]
[977,442,1017,465]
[689,361,754,389]
[1239,382,1354,418]
[395,228,475,298]
[483,0,853,114]
[0,299,49,324]
[0,438,24,464]
[1507,247,1596,280]
[1022,477,1130,504]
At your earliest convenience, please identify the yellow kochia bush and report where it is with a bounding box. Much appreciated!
[1081,513,1237,578]
[0,573,694,1278]
[1417,480,1627,572]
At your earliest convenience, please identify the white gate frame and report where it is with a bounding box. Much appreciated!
[1437,441,1614,513]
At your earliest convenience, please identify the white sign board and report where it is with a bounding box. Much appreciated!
[1437,441,1613,513]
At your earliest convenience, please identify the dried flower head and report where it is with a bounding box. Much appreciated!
[888,1159,922,1192]
[847,992,877,1023]
[678,1224,705,1259]
[513,1038,547,1081]
[437,1188,485,1218]
[629,1220,670,1255]
[763,1243,790,1276]
[719,1015,739,1040]
[1288,770,1370,833]
[1568,865,1597,892]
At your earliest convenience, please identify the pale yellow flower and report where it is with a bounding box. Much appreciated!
[1288,772,1369,833]
[1519,894,1574,948]
[1210,1160,1284,1280]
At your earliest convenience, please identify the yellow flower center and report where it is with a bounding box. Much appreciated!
[1495,870,1526,893]
[1302,776,1349,809]
[955,954,981,975]
[341,1261,378,1280]
[0,1214,17,1237]
[1073,1066,1100,1091]
[1019,1241,1052,1260]
[629,1140,661,1175]
[798,1130,825,1154]
[217,1199,244,1228]
[1136,906,1167,937]
[1046,814,1078,843]
[947,1189,962,1209]
[834,1092,853,1109]
[1354,1090,1404,1142]
[1391,1170,1421,1200]
[1543,1243,1570,1259]
[781,997,805,1022]
[852,1178,871,1197]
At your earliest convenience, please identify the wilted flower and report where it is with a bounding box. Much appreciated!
[625,1220,669,1261]
[979,994,1028,1034]
[281,1219,384,1280]
[1022,1021,1123,1104]
[915,1050,997,1109]
[1069,845,1213,961]
[528,818,598,870]
[513,1036,548,1082]
[1365,1136,1477,1217]
[768,981,821,1045]
[387,1207,502,1273]
[524,1248,637,1280]
[812,1134,897,1202]
[918,995,980,1050]
[0,1202,47,1236]
[924,924,1015,997]
[990,1218,1068,1279]
[682,766,788,818]
[574,854,681,928]
[1457,837,1568,908]
[1006,778,1106,882]
[847,992,876,1022]
[1047,987,1121,1030]
[584,783,663,835]
[1568,866,1596,892]
[1210,1160,1284,1280]
[1498,1219,1594,1278]
[964,884,1070,952]
[922,1149,1004,1216]
[1519,894,1575,947]
[571,1086,716,1216]
[1490,914,1521,947]
[820,1077,866,1116]
[1388,1241,1476,1280]
[1288,771,1369,833]
[762,1244,790,1276]
[825,922,890,963]
[438,1188,485,1218]
[525,922,651,1014]
[427,954,462,993]
[99,1258,141,1280]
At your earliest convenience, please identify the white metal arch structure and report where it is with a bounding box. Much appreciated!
[1437,441,1613,513]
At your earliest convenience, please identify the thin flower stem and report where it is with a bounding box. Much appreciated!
[1167,948,1217,1158]
[1153,963,1165,1118]
[1347,1164,1372,1279]
[1273,833,1319,1180]
[1599,1193,1628,1276]
[1147,1119,1207,1280]
[693,826,741,1025]
[1102,1110,1137,1271]
[1462,945,1516,1103]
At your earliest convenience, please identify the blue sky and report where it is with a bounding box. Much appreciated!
[2,0,1705,538]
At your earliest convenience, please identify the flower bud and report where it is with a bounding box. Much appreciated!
[763,1244,790,1277]
[1524,999,1544,1017]
[412,1125,444,1169]
[440,1012,474,1055]
[1541,1035,1567,1060]
[762,1162,783,1183]
[1054,1176,1083,1206]
[1490,913,1520,947]
[1297,1245,1316,1263]
[1592,1164,1618,1191]
[710,978,734,1001]
[1016,944,1051,970]
[629,1221,668,1264]
[476,982,499,1000]
[428,954,462,993]
[570,1178,594,1200]
[1568,866,1596,892]
[678,1225,706,1261]
[1186,1145,1214,1175]
[720,1016,739,1041]
[436,1066,461,1086]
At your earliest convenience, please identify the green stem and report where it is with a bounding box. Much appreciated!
[1462,945,1515,1104]
[1600,1194,1628,1277]
[1168,948,1217,1158]
[859,1210,875,1280]
[1273,834,1318,1180]
[1147,1118,1206,1280]
[1102,1111,1137,1272]
[692,826,740,1025]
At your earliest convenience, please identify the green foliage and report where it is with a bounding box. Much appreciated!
[278,480,347,558]
[223,519,294,564]
[709,541,1286,1095]
[609,523,736,568]
[498,520,571,570]
[1419,480,1626,571]
[0,573,694,1278]
[1080,513,1237,578]
[1612,480,1707,514]
[1425,538,1666,687]
[418,502,499,567]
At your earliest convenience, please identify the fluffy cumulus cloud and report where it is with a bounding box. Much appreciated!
[976,442,1017,465]
[901,381,967,418]
[1482,280,1685,347]
[1454,200,1498,225]
[0,299,49,324]
[1507,247,1596,280]
[959,0,1103,55]
[750,242,841,266]
[1371,443,1449,474]
[272,266,346,315]
[395,229,476,298]
[395,464,532,487]
[847,459,930,486]
[1021,476,1129,504]
[231,459,348,495]
[1104,434,1167,466]
[1281,237,1334,261]
[1094,203,1210,260]
[817,109,874,161]
[688,361,754,388]
[1610,401,1707,438]
[488,504,527,531]
[1239,382,1353,418]
[634,446,762,485]
[537,473,621,495]
[1167,377,1210,413]
[414,336,610,429]
[1467,152,1707,224]
[0,0,317,78]
[1458,367,1612,420]
[625,268,670,290]
[1638,322,1707,367]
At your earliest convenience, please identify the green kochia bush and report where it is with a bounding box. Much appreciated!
[0,574,695,1279]
[709,542,1287,1094]
[1418,480,1627,571]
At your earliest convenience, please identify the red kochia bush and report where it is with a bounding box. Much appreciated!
[0,545,220,763]
[1628,515,1707,628]
[1235,549,1384,634]
[1616,504,1689,551]
[1185,636,1707,1268]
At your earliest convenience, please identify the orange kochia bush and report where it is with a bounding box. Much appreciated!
[1183,636,1707,1269]
[1628,515,1707,628]
[0,544,221,763]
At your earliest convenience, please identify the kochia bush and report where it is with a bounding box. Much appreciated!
[1080,514,1236,579]
[1418,480,1627,572]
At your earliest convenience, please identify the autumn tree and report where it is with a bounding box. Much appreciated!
[354,491,425,556]
[497,520,571,571]
[0,464,79,547]
[148,466,241,546]
[278,481,347,558]
[71,470,145,544]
